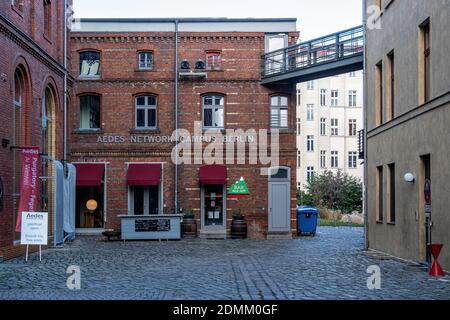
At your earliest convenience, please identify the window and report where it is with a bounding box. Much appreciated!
[297,151,301,168]
[349,71,356,77]
[297,89,301,106]
[420,19,431,103]
[348,90,357,107]
[270,96,288,128]
[320,151,326,168]
[331,90,338,106]
[306,135,314,152]
[206,52,221,70]
[79,51,100,77]
[135,95,157,129]
[388,163,396,223]
[79,95,100,129]
[320,118,326,136]
[307,167,315,182]
[139,52,153,70]
[387,51,395,120]
[349,119,357,136]
[331,118,339,136]
[12,0,23,11]
[297,118,301,135]
[377,166,384,222]
[130,186,160,215]
[204,95,224,128]
[307,80,314,90]
[307,104,314,121]
[348,152,357,169]
[320,89,327,106]
[43,0,51,39]
[376,61,383,126]
[331,151,339,168]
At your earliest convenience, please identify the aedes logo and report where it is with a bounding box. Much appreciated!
[367,265,381,290]
[366,5,382,30]
[66,265,81,290]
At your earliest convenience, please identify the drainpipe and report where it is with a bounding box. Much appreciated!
[362,0,369,250]
[63,0,68,162]
[174,20,179,214]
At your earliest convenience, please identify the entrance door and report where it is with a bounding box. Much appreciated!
[268,167,291,233]
[419,154,431,264]
[201,184,226,232]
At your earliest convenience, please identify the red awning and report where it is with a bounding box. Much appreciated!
[74,163,105,186]
[127,164,161,186]
[199,165,227,185]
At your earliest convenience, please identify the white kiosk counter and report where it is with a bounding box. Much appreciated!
[119,214,183,240]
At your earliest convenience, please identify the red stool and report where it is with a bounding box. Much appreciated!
[429,244,445,276]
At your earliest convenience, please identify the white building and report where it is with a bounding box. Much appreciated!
[296,71,364,189]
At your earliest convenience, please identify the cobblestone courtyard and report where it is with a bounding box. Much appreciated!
[0,227,449,300]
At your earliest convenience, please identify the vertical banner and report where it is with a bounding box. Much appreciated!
[15,147,40,233]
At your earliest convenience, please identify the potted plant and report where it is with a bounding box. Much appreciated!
[181,209,197,238]
[231,209,247,239]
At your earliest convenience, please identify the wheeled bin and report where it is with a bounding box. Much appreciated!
[297,206,319,236]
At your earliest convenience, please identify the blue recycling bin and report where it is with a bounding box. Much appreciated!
[297,206,319,236]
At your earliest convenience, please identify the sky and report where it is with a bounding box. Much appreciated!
[72,0,363,41]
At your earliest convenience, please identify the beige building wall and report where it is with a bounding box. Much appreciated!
[365,0,450,270]
[296,71,364,190]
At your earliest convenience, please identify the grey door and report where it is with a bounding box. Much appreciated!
[268,167,291,233]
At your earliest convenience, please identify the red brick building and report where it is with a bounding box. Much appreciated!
[69,18,299,239]
[0,0,72,259]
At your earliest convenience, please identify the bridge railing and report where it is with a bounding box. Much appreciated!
[262,25,364,78]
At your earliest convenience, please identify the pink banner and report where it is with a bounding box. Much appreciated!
[15,147,40,233]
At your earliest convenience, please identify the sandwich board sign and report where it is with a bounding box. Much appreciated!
[21,212,48,261]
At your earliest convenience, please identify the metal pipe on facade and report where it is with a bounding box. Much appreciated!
[362,0,369,250]
[63,0,68,162]
[174,20,179,214]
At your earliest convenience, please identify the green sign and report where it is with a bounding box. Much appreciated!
[228,177,249,196]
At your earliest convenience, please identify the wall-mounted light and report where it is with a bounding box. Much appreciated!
[404,173,415,183]
[1,139,9,149]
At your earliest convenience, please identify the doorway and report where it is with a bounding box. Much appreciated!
[76,186,104,229]
[419,154,431,264]
[268,167,291,233]
[201,184,226,232]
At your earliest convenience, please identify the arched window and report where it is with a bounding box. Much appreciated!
[41,87,55,211]
[202,94,224,129]
[79,51,100,77]
[135,95,157,129]
[270,96,288,128]
[79,95,101,129]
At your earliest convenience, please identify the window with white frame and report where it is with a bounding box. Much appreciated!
[331,90,339,106]
[135,95,157,129]
[349,119,357,136]
[348,90,357,107]
[203,95,225,128]
[331,118,339,136]
[307,104,314,121]
[307,80,314,90]
[206,52,221,70]
[297,118,301,135]
[139,52,154,70]
[307,166,315,182]
[79,95,100,129]
[79,51,100,77]
[270,96,288,128]
[306,135,314,152]
[320,89,327,106]
[320,118,326,136]
[320,151,326,168]
[331,151,339,168]
[348,151,358,169]
[129,185,160,215]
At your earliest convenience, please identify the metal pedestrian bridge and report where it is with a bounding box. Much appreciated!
[261,25,364,85]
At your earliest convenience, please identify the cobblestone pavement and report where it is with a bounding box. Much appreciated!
[0,227,449,300]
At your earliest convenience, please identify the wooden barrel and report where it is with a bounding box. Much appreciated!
[231,217,247,239]
[182,217,197,238]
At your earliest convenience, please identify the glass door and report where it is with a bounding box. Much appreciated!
[203,184,224,227]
